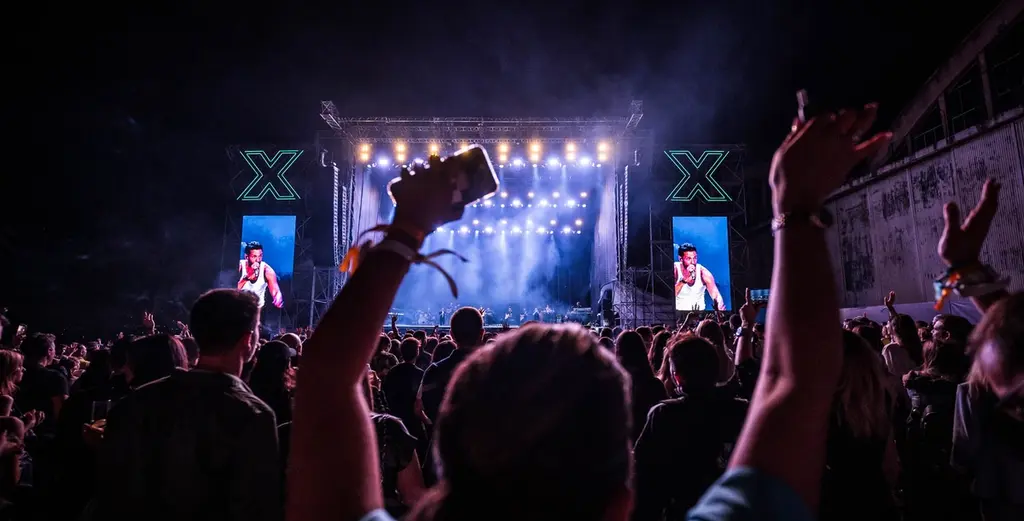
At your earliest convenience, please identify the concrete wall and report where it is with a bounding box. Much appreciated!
[825,110,1024,307]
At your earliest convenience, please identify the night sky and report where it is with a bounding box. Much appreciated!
[4,0,1000,337]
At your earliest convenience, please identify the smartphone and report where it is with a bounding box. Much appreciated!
[751,289,770,303]
[386,145,499,207]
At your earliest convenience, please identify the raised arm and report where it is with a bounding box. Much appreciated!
[937,178,1004,312]
[287,157,461,521]
[701,268,726,310]
[727,104,891,510]
[265,265,284,308]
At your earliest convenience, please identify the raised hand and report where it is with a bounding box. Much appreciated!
[771,103,891,214]
[141,312,155,332]
[391,156,465,239]
[739,288,762,326]
[883,290,896,309]
[938,178,1001,268]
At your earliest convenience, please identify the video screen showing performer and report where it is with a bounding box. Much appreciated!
[239,241,283,308]
[671,216,732,311]
[236,215,296,310]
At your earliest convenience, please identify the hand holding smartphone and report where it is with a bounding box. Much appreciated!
[386,145,499,209]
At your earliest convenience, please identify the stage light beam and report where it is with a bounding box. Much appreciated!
[428,143,440,156]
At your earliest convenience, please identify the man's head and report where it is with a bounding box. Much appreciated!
[21,333,56,365]
[399,338,421,363]
[450,307,485,349]
[189,289,260,363]
[244,241,264,267]
[678,243,698,268]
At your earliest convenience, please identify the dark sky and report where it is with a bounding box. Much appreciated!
[4,0,1000,336]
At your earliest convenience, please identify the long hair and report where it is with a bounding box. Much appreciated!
[0,350,23,397]
[966,292,1023,397]
[919,339,970,382]
[408,324,631,521]
[696,320,734,383]
[649,330,671,373]
[614,330,656,382]
[890,314,924,365]
[834,330,894,439]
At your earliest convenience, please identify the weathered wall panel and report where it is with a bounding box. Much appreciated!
[908,152,957,299]
[835,191,875,306]
[831,114,1024,306]
[867,174,921,303]
[952,126,1024,292]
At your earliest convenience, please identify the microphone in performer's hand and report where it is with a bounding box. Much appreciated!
[687,265,696,274]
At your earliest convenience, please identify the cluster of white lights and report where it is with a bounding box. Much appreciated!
[358,140,611,167]
[473,191,589,209]
[437,218,585,235]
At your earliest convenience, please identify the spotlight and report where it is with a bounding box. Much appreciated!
[529,153,540,164]
[511,225,522,234]
[395,153,406,163]
[483,199,493,207]
[525,219,533,225]
[472,219,479,225]
[428,143,440,156]
[512,158,524,167]
[498,154,508,164]
[359,143,371,153]
[459,226,469,234]
[566,199,576,207]
[575,219,583,226]
[562,226,572,234]
[500,219,508,225]
[597,153,608,162]
[579,157,592,166]
[552,191,560,198]
[547,157,560,167]
[530,142,542,153]
[500,191,508,198]
[539,199,549,207]
[566,152,576,161]
[459,142,469,150]
[597,141,609,152]
[359,152,370,163]
[377,157,391,166]
[484,226,494,234]
[414,158,424,164]
[565,142,576,152]
[511,198,523,208]
[549,219,556,225]
[527,192,534,198]
[498,143,509,153]
[437,226,445,232]
[536,227,546,234]
[580,192,588,198]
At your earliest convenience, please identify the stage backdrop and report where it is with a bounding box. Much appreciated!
[671,216,732,310]
[239,215,296,280]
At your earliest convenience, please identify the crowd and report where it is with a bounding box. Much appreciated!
[0,101,1020,521]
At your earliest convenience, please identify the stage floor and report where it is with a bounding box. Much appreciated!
[390,323,519,332]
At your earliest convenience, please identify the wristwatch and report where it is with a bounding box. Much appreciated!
[771,208,834,235]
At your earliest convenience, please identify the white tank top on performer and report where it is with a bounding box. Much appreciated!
[239,260,268,308]
[674,262,707,311]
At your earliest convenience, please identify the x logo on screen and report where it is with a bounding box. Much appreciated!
[238,150,304,201]
[664,150,731,203]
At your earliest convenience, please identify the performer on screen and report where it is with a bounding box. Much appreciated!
[674,243,725,311]
[238,241,284,309]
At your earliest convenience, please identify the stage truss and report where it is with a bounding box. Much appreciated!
[315,100,652,321]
